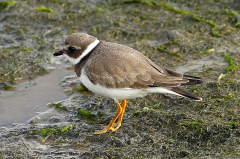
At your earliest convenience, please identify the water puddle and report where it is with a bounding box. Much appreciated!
[0,69,74,127]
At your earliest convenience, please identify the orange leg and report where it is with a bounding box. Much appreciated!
[94,100,123,134]
[113,99,127,130]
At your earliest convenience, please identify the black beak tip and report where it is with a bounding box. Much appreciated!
[53,50,63,56]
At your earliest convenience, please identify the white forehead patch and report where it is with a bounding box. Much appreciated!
[64,39,99,65]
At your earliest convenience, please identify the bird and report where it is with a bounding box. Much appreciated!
[53,33,204,134]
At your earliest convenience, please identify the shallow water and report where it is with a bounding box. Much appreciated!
[0,69,74,127]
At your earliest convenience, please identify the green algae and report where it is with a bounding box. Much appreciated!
[0,1,15,10]
[36,125,74,143]
[49,103,68,111]
[36,6,54,13]
[129,101,161,118]
[157,41,182,57]
[178,121,204,133]
[27,125,74,137]
[221,52,238,73]
[211,27,222,37]
[78,109,96,120]
[75,85,88,92]
[0,82,15,90]
[206,20,217,27]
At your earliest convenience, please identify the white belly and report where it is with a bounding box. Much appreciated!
[79,69,181,100]
[79,69,150,100]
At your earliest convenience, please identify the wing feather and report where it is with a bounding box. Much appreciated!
[85,42,189,89]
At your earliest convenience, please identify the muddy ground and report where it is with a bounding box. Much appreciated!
[0,0,240,158]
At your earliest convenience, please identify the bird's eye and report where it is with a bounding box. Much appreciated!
[68,46,76,53]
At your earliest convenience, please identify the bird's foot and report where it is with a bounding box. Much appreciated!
[94,99,126,134]
[94,123,120,134]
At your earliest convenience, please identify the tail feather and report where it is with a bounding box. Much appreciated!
[182,75,204,85]
[164,68,204,85]
[171,87,202,101]
[159,68,203,101]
